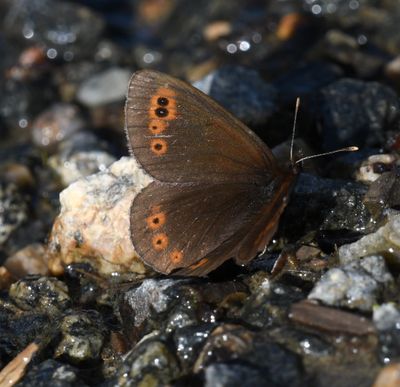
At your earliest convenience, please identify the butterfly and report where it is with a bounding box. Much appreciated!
[125,70,298,276]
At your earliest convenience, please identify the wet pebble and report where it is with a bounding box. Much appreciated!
[9,276,71,314]
[204,362,268,387]
[114,336,181,386]
[173,324,214,371]
[120,278,218,344]
[0,182,28,247]
[240,277,305,329]
[1,162,35,189]
[338,213,400,265]
[77,67,132,108]
[376,325,400,365]
[363,168,400,219]
[373,303,400,331]
[54,311,105,363]
[282,173,370,242]
[320,185,372,233]
[3,243,49,278]
[315,79,400,151]
[318,30,384,78]
[373,303,400,365]
[0,308,50,362]
[355,154,397,184]
[31,103,86,150]
[48,131,116,185]
[308,255,393,311]
[17,359,87,387]
[122,278,185,328]
[195,324,304,386]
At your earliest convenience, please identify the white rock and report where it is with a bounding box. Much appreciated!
[338,214,400,264]
[48,156,153,275]
[373,303,400,331]
[308,255,393,311]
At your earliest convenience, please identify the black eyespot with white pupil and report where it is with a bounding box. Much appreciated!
[157,97,169,106]
[155,107,168,117]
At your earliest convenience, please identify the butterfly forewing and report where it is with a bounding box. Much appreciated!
[125,70,279,185]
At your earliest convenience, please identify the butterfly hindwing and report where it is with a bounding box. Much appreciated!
[130,180,268,274]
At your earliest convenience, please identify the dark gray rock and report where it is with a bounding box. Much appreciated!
[194,65,277,126]
[315,79,400,151]
[17,359,87,387]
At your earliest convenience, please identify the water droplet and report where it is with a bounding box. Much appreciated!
[22,25,34,39]
[357,35,367,45]
[311,4,322,14]
[252,32,262,44]
[47,48,57,59]
[18,118,28,128]
[226,43,237,54]
[143,52,155,64]
[63,51,74,61]
[239,41,251,51]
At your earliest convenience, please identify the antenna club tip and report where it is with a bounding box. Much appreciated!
[349,146,359,151]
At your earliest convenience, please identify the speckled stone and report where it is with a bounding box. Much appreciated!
[47,157,152,275]
[308,255,393,311]
[339,214,400,264]
[9,276,71,314]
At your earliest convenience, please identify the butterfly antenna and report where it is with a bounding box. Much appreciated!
[290,97,301,166]
[295,146,359,165]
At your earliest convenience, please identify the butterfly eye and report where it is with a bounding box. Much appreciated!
[157,97,169,106]
[155,107,168,117]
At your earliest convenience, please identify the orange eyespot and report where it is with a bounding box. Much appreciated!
[170,249,183,264]
[146,211,166,230]
[150,139,167,155]
[149,119,168,134]
[152,233,168,251]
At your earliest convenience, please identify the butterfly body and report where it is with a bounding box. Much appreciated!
[125,70,297,276]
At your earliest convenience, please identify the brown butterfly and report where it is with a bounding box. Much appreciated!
[125,70,298,276]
